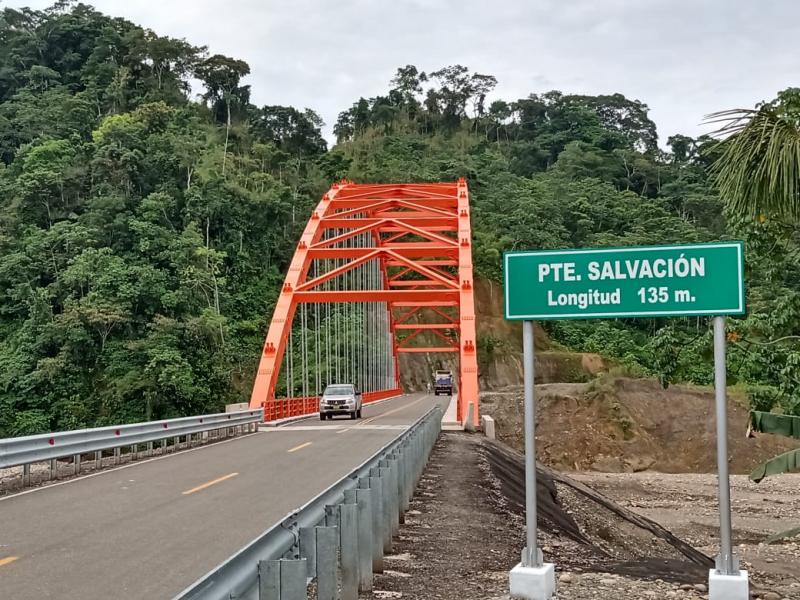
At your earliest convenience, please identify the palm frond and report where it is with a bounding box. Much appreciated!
[706,105,800,221]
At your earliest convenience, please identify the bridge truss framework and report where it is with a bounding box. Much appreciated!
[249,180,479,425]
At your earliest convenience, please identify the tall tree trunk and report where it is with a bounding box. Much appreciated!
[205,217,210,270]
[222,97,231,176]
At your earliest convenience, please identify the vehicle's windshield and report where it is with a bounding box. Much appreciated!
[324,386,353,396]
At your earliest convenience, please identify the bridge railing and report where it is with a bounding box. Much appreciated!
[262,388,402,421]
[0,409,263,486]
[174,404,442,600]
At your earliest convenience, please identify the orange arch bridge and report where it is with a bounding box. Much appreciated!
[249,180,479,425]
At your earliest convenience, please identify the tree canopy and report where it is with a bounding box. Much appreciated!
[0,3,798,437]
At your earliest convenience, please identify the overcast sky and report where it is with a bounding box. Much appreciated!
[5,0,799,146]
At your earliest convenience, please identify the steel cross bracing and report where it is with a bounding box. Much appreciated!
[249,180,479,425]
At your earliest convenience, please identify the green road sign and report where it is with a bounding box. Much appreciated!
[504,242,745,320]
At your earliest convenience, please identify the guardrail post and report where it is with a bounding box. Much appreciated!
[258,558,307,600]
[315,526,337,600]
[160,439,166,455]
[363,473,384,573]
[22,463,30,487]
[281,559,307,600]
[345,486,372,592]
[49,458,56,480]
[259,559,280,598]
[356,487,373,591]
[380,457,400,534]
[418,425,426,479]
[147,441,153,457]
[340,501,359,600]
[324,504,339,528]
[94,450,102,469]
[73,453,81,475]
[377,466,393,552]
[299,527,316,577]
[394,448,410,517]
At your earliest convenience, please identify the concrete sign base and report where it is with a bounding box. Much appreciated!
[709,569,749,600]
[509,562,555,599]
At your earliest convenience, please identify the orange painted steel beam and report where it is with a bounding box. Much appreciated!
[386,260,458,267]
[456,179,480,425]
[294,290,460,303]
[430,328,458,346]
[330,198,456,209]
[321,217,456,229]
[397,347,459,353]
[249,180,479,426]
[395,306,422,324]
[307,246,458,259]
[388,280,452,287]
[390,300,459,307]
[394,323,459,330]
[397,328,424,347]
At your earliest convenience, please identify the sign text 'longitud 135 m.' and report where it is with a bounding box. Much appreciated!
[503,242,745,320]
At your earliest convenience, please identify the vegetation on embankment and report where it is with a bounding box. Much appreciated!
[0,3,798,436]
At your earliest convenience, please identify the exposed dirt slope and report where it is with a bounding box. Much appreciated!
[481,377,799,474]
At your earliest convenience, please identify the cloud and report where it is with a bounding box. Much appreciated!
[5,0,799,145]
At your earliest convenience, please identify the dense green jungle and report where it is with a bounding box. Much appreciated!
[1,3,798,436]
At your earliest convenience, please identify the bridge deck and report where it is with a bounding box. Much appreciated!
[0,393,446,600]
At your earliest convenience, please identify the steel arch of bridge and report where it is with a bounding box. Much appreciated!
[249,180,479,425]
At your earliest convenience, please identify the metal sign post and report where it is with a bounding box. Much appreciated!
[522,321,541,568]
[504,242,749,600]
[713,316,735,573]
[509,321,554,599]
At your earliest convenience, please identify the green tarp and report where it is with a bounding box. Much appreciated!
[750,411,800,439]
[750,447,800,483]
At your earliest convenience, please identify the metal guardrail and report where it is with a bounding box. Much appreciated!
[174,405,443,600]
[0,409,264,485]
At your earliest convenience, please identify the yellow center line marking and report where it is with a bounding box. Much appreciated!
[0,556,19,567]
[182,472,238,496]
[287,441,313,453]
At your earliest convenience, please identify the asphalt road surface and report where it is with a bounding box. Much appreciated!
[0,393,446,600]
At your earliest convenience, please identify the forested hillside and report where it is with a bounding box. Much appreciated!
[1,4,798,436]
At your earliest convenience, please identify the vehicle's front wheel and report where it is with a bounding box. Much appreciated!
[357,408,362,418]
[319,413,326,421]
[350,411,357,420]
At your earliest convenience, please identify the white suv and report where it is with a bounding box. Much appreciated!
[319,384,362,420]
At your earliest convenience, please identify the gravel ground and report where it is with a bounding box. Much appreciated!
[362,433,800,600]
[571,472,800,599]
